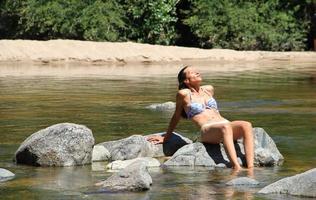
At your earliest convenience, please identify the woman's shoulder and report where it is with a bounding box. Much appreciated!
[177,88,190,97]
[202,85,214,95]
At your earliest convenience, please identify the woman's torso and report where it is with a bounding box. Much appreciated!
[182,86,227,127]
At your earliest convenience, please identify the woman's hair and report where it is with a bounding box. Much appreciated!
[177,66,189,119]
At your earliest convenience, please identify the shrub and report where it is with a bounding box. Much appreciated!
[182,0,311,51]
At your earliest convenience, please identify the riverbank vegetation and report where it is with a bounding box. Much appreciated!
[0,0,315,51]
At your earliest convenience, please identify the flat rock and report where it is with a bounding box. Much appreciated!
[15,123,95,166]
[97,161,152,191]
[0,168,15,182]
[146,101,175,111]
[106,157,160,170]
[258,168,316,197]
[226,177,259,186]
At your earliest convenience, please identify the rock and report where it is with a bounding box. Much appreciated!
[253,127,284,166]
[164,142,216,166]
[226,177,259,186]
[145,132,193,157]
[146,101,175,111]
[106,157,161,170]
[258,168,316,197]
[97,161,152,191]
[0,168,15,182]
[95,132,191,161]
[164,127,283,167]
[92,145,110,162]
[14,123,95,167]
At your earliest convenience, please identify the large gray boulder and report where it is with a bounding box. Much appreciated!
[15,123,95,166]
[164,127,283,167]
[96,161,152,191]
[164,142,216,166]
[93,132,192,162]
[0,168,15,182]
[258,168,316,197]
[253,128,284,166]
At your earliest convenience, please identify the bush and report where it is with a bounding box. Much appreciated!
[2,0,125,41]
[121,0,178,45]
[182,0,311,51]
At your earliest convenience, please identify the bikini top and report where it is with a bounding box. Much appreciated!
[185,89,218,119]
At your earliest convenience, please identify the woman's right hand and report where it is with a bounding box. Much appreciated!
[146,135,165,145]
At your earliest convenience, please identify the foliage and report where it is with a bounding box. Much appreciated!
[182,0,311,50]
[1,0,125,41]
[120,0,178,45]
[0,0,314,50]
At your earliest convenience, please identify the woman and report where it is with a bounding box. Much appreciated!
[147,66,254,170]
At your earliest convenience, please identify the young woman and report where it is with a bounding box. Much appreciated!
[147,66,254,170]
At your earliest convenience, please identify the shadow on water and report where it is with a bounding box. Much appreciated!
[0,61,315,199]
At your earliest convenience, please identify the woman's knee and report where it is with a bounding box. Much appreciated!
[241,121,252,131]
[220,124,233,136]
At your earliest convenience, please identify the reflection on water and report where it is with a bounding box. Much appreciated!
[0,61,315,199]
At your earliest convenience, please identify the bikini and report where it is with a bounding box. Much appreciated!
[185,88,229,137]
[185,88,219,119]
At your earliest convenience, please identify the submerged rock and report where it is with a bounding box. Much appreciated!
[97,161,152,191]
[106,157,160,170]
[15,123,95,167]
[146,101,175,112]
[93,132,192,162]
[226,177,259,186]
[164,127,283,167]
[0,168,15,182]
[258,168,316,197]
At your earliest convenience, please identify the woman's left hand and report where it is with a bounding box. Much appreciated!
[146,135,164,145]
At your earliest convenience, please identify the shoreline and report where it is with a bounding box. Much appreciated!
[1,39,316,65]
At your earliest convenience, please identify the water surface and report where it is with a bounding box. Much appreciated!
[0,62,315,199]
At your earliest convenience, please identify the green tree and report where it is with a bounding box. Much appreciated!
[121,0,178,45]
[182,0,310,50]
[1,0,125,41]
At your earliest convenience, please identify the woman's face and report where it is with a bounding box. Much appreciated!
[184,67,202,85]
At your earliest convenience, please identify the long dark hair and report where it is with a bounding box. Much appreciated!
[177,66,189,119]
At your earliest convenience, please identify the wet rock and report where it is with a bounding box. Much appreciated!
[106,157,160,170]
[15,123,95,166]
[146,101,175,111]
[258,168,316,197]
[97,161,152,191]
[94,132,192,161]
[226,177,259,186]
[164,127,283,167]
[0,168,15,182]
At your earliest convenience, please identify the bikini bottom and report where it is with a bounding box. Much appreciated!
[193,120,230,142]
[200,119,230,134]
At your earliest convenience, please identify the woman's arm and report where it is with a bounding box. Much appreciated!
[147,90,186,144]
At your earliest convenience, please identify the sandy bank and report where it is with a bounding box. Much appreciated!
[0,39,316,65]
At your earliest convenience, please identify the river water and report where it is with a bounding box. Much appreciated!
[0,62,315,199]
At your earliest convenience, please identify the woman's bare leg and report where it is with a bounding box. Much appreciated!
[201,123,242,170]
[230,121,254,168]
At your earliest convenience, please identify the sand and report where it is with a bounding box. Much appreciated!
[1,39,316,65]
